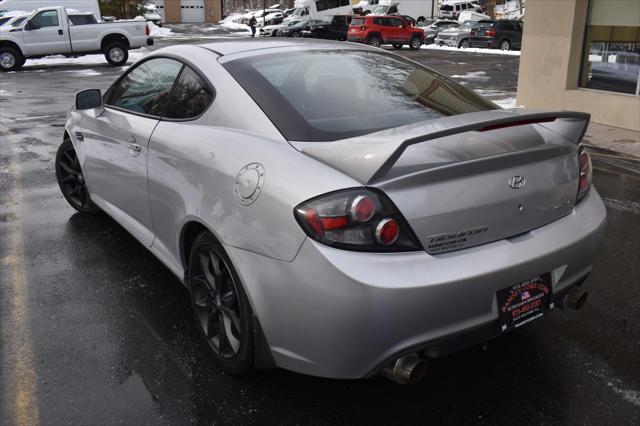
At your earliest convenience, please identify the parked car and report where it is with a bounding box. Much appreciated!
[142,3,162,26]
[278,19,313,37]
[242,8,281,25]
[348,15,424,49]
[263,11,284,26]
[58,39,606,383]
[436,19,491,48]
[439,1,482,20]
[303,15,352,40]
[0,6,153,71]
[0,10,30,27]
[422,18,458,44]
[469,19,522,50]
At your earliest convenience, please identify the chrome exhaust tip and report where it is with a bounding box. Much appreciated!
[381,354,428,385]
[563,287,589,310]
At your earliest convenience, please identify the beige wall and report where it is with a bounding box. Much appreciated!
[517,0,640,131]
[204,0,221,23]
[164,1,181,23]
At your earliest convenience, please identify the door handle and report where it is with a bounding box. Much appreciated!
[58,29,63,35]
[128,143,142,157]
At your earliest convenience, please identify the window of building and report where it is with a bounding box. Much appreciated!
[580,0,640,95]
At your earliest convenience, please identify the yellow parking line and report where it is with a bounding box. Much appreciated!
[1,142,40,426]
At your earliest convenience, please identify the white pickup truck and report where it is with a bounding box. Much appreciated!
[0,6,153,71]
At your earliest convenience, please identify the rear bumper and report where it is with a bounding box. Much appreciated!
[227,189,607,379]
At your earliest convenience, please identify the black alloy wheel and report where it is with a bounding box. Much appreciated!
[459,38,470,49]
[409,35,422,50]
[55,138,99,213]
[189,233,254,374]
[367,35,381,47]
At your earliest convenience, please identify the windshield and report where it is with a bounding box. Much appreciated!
[291,7,308,17]
[11,16,26,26]
[372,5,389,14]
[224,50,497,142]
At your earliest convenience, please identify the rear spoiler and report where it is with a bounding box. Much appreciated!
[300,109,590,184]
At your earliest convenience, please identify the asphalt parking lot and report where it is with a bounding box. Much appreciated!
[1,38,639,425]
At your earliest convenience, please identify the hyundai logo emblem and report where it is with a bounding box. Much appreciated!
[508,176,526,189]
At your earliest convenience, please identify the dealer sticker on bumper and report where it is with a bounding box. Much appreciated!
[497,273,553,332]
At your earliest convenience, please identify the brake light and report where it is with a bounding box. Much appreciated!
[294,189,420,252]
[145,23,150,36]
[576,145,592,204]
[485,29,496,36]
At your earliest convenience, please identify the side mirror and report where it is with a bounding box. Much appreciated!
[76,89,103,110]
[25,21,39,30]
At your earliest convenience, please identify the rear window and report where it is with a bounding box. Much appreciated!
[351,17,364,26]
[223,50,497,142]
[69,14,97,25]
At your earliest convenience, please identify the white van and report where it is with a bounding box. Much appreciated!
[370,0,436,24]
[439,1,482,20]
[287,0,355,22]
[0,0,100,19]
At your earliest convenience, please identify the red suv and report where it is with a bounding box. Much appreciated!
[348,16,425,50]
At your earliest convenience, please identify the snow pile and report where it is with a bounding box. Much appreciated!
[147,21,173,37]
[21,49,151,69]
[219,13,244,24]
[1,10,30,17]
[133,15,146,21]
[451,71,490,81]
[493,97,518,109]
[220,20,251,34]
[422,44,521,56]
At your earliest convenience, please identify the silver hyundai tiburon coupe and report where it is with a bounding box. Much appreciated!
[57,40,606,384]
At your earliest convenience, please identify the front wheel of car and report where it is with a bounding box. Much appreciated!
[55,138,99,213]
[0,47,24,72]
[458,38,470,49]
[313,30,325,39]
[104,43,129,66]
[499,39,511,51]
[409,35,422,50]
[188,232,254,375]
[367,35,381,48]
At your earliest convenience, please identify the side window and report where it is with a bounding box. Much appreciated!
[165,66,213,119]
[106,58,182,116]
[315,0,327,12]
[390,18,404,27]
[30,10,59,28]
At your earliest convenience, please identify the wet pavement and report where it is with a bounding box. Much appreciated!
[1,40,639,425]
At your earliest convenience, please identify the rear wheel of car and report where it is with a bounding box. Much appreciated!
[104,43,128,66]
[0,47,24,72]
[409,35,422,50]
[313,30,326,39]
[55,138,99,213]
[392,44,402,49]
[499,39,511,51]
[458,38,470,49]
[367,35,381,48]
[188,232,254,375]
[291,31,300,38]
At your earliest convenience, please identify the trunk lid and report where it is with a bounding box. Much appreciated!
[295,109,589,254]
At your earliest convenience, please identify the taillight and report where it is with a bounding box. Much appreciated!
[145,23,150,36]
[294,189,421,252]
[485,29,496,36]
[576,145,592,204]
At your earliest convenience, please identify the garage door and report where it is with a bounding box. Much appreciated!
[180,0,205,23]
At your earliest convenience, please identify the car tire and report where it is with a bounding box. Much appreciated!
[499,39,511,51]
[104,42,129,66]
[0,46,24,72]
[313,30,326,39]
[55,138,100,214]
[409,35,422,50]
[392,44,402,49]
[417,17,426,25]
[291,31,300,38]
[367,35,381,47]
[458,38,470,49]
[188,232,255,375]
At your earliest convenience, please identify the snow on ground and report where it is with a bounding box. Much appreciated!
[148,22,174,37]
[492,97,518,109]
[451,71,490,81]
[21,49,151,69]
[219,21,251,35]
[422,44,521,56]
